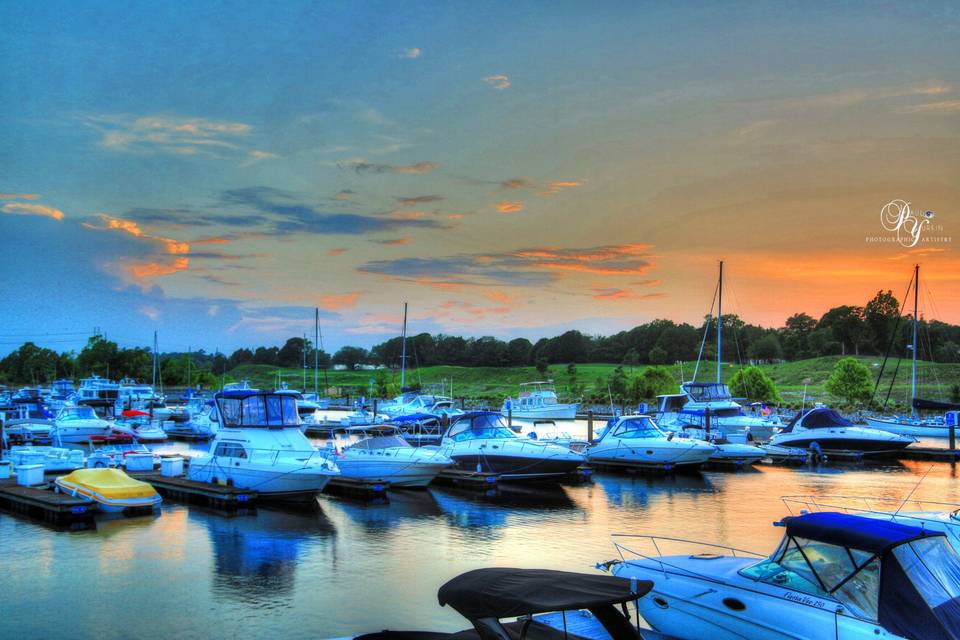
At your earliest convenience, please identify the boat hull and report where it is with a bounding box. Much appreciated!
[770,434,913,454]
[864,416,950,438]
[501,405,579,421]
[187,458,334,500]
[448,454,581,481]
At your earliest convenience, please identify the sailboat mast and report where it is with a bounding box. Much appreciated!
[314,308,320,396]
[400,302,408,389]
[303,332,307,390]
[152,330,158,387]
[717,261,723,384]
[912,263,919,414]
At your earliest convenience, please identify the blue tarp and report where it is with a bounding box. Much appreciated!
[784,512,938,554]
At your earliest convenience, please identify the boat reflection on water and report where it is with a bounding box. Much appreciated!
[430,485,578,534]
[591,471,714,510]
[328,490,444,532]
[192,507,336,604]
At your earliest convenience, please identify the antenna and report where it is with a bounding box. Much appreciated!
[893,464,935,519]
[400,302,408,389]
[717,260,723,384]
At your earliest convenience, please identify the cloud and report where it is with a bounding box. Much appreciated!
[326,248,347,257]
[320,292,362,310]
[498,177,581,196]
[591,288,665,301]
[359,242,656,288]
[84,113,255,159]
[398,47,422,59]
[542,180,582,196]
[221,186,446,235]
[896,100,960,114]
[501,178,534,190]
[335,190,356,201]
[1,202,65,221]
[374,237,411,245]
[495,200,524,213]
[769,84,952,111]
[484,75,511,90]
[447,213,466,219]
[245,150,278,162]
[397,195,444,206]
[0,193,39,200]
[83,214,191,282]
[348,160,439,175]
[228,305,341,335]
[736,119,778,137]
[388,210,426,220]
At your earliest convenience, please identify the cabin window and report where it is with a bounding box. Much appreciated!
[833,557,880,621]
[893,536,960,608]
[611,418,663,439]
[214,443,247,458]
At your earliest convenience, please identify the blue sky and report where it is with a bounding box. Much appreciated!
[2,1,958,355]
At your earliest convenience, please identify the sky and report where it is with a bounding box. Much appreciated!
[1,1,958,356]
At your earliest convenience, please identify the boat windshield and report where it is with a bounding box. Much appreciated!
[351,435,411,450]
[219,394,299,428]
[448,414,516,442]
[608,417,665,440]
[685,384,732,402]
[59,407,97,421]
[740,535,881,620]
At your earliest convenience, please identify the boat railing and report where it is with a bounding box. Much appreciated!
[782,494,960,520]
[225,446,334,468]
[608,533,764,581]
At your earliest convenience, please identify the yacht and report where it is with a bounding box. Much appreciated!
[436,411,584,482]
[116,380,164,411]
[50,405,116,444]
[656,384,783,442]
[186,390,338,501]
[675,425,767,468]
[501,381,579,420]
[75,375,120,404]
[603,511,960,639]
[163,396,218,439]
[112,410,168,443]
[586,415,715,471]
[6,446,84,472]
[381,393,462,419]
[330,430,453,488]
[391,413,445,447]
[768,407,915,455]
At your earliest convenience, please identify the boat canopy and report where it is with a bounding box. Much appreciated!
[446,412,516,441]
[437,568,652,621]
[784,512,934,554]
[780,407,851,433]
[390,413,440,424]
[216,391,299,428]
[351,435,411,450]
[682,382,733,401]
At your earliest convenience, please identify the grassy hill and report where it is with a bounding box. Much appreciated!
[226,356,960,408]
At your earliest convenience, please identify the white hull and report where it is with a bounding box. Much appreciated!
[335,457,449,487]
[187,459,334,499]
[587,440,714,468]
[864,416,950,437]
[502,405,579,420]
[54,479,162,512]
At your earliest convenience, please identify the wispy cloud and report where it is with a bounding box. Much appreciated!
[374,237,411,245]
[398,47,422,59]
[770,84,951,111]
[495,200,524,213]
[500,178,534,190]
[83,214,190,281]
[326,248,348,257]
[347,160,440,175]
[542,180,582,196]
[484,75,511,90]
[320,292,363,310]
[0,193,39,201]
[335,190,356,201]
[896,100,960,114]
[498,177,581,196]
[591,287,665,301]
[84,113,258,159]
[1,202,65,221]
[397,195,444,206]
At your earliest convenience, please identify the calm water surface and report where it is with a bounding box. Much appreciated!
[2,417,958,639]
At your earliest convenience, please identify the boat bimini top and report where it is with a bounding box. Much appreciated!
[215,390,300,429]
[766,513,960,640]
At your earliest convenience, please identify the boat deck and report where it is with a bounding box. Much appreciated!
[0,477,97,522]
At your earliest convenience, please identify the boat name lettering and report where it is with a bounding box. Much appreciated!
[783,592,826,608]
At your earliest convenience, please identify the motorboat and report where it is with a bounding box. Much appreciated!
[768,407,916,455]
[586,415,715,472]
[112,410,168,443]
[675,426,766,468]
[501,381,579,420]
[781,494,960,553]
[864,413,951,438]
[186,390,338,501]
[116,380,165,412]
[340,408,389,428]
[74,375,120,405]
[354,567,653,640]
[329,430,453,488]
[759,443,811,464]
[55,468,162,513]
[49,405,116,444]
[6,446,84,472]
[603,511,960,639]
[163,397,218,439]
[380,393,463,419]
[526,429,591,453]
[87,443,161,469]
[2,417,54,446]
[391,413,445,447]
[436,411,585,482]
[656,385,783,442]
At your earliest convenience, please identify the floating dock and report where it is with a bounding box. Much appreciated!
[324,476,390,501]
[435,468,501,490]
[129,472,258,510]
[897,447,960,462]
[0,478,97,523]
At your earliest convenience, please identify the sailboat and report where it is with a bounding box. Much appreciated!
[864,264,958,437]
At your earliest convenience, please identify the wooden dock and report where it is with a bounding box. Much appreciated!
[324,476,390,501]
[129,472,258,510]
[0,477,97,523]
[897,447,960,462]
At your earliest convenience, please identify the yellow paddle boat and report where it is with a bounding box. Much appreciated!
[55,468,162,512]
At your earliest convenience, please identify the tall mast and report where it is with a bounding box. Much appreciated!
[152,330,158,388]
[912,263,919,414]
[717,261,723,384]
[400,302,408,389]
[314,308,319,396]
[303,332,307,390]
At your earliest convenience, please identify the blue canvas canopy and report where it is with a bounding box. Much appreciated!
[784,512,938,554]
[779,407,852,434]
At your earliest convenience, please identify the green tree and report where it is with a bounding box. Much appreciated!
[647,345,668,365]
[333,346,368,369]
[824,357,873,405]
[608,366,629,402]
[634,366,675,400]
[951,383,960,404]
[278,337,312,368]
[729,366,782,403]
[622,348,640,371]
[747,335,782,362]
[76,335,119,377]
[864,290,900,354]
[535,357,549,377]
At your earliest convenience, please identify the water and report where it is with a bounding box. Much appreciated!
[2,418,959,639]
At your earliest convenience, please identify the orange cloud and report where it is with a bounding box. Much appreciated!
[501,178,533,190]
[389,210,426,220]
[0,193,39,200]
[320,292,362,310]
[1,202,65,220]
[447,213,466,219]
[126,257,190,280]
[86,214,191,281]
[484,75,511,90]
[326,248,347,257]
[542,180,582,195]
[592,287,666,301]
[496,200,524,213]
[482,289,514,305]
[376,237,411,245]
[192,236,231,245]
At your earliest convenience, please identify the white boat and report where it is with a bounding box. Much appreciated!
[6,446,84,472]
[501,381,579,420]
[676,426,766,468]
[759,443,810,463]
[391,413,445,447]
[74,375,120,405]
[187,390,338,501]
[657,386,784,441]
[340,408,389,427]
[586,415,715,471]
[331,432,453,488]
[112,410,168,443]
[164,397,218,438]
[603,511,960,639]
[88,443,161,469]
[437,411,584,482]
[380,393,463,419]
[55,468,162,513]
[2,418,54,446]
[50,405,115,444]
[768,407,916,455]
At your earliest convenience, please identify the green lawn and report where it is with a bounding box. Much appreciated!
[227,356,960,408]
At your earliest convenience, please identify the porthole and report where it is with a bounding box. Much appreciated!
[653,597,669,609]
[723,598,746,611]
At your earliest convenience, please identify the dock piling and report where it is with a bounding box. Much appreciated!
[587,411,594,443]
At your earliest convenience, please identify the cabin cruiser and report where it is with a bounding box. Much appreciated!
[380,393,463,419]
[603,511,960,640]
[112,410,168,443]
[436,411,584,482]
[49,405,115,444]
[6,446,84,472]
[116,380,164,411]
[328,430,453,488]
[656,383,783,441]
[768,407,915,455]
[87,443,161,469]
[187,390,338,501]
[75,375,120,405]
[391,413,445,447]
[355,568,653,640]
[502,381,579,420]
[675,425,767,468]
[163,397,218,438]
[586,415,715,471]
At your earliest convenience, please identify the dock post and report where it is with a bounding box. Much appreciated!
[460,397,465,410]
[373,398,378,416]
[507,406,513,430]
[587,410,594,443]
[704,409,711,439]
[951,420,956,452]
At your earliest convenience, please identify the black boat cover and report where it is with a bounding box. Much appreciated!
[779,407,852,433]
[913,398,960,411]
[436,568,651,621]
[783,512,940,554]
